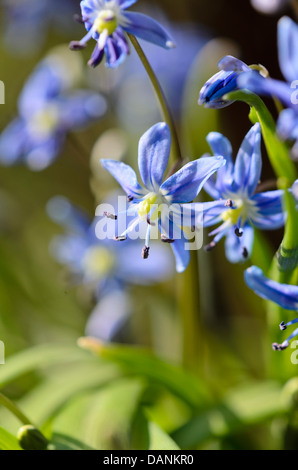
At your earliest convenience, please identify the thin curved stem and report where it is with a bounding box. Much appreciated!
[0,393,32,426]
[128,34,182,164]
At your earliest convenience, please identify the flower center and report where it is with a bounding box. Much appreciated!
[82,246,114,280]
[138,193,162,222]
[222,200,244,225]
[29,105,59,138]
[94,9,118,36]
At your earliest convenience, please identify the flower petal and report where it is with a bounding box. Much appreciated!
[245,266,298,310]
[225,223,254,263]
[138,122,171,192]
[234,123,262,197]
[118,0,138,9]
[121,12,175,49]
[205,132,234,197]
[278,16,298,84]
[218,55,251,73]
[57,92,106,128]
[250,190,285,230]
[101,159,146,199]
[161,156,226,204]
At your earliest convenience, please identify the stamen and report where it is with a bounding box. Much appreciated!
[114,236,127,241]
[146,216,155,226]
[242,247,249,259]
[205,241,217,252]
[142,246,150,259]
[127,195,134,202]
[272,341,289,351]
[161,235,175,244]
[225,199,234,208]
[73,14,87,24]
[235,227,243,238]
[104,211,117,220]
[69,41,87,51]
[280,321,287,331]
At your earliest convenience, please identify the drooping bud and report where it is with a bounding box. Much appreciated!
[17,425,49,451]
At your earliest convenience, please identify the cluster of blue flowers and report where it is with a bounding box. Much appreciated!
[1,0,297,347]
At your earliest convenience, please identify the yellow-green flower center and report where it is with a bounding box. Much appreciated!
[138,193,164,222]
[222,201,244,225]
[94,10,118,36]
[82,246,114,279]
[29,106,59,137]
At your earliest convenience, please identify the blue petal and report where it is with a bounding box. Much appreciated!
[205,132,234,197]
[86,287,131,341]
[225,223,254,264]
[199,70,239,109]
[118,0,138,9]
[159,217,190,273]
[121,12,175,49]
[277,108,298,141]
[245,266,298,310]
[161,156,226,204]
[101,159,146,199]
[138,123,171,192]
[57,92,106,128]
[250,190,285,230]
[218,55,251,73]
[202,200,228,227]
[47,196,91,235]
[234,123,262,197]
[278,16,298,84]
[238,71,293,109]
[104,32,129,68]
[24,135,62,171]
[0,119,27,165]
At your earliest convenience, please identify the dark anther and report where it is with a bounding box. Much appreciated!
[69,41,87,51]
[142,246,150,259]
[225,199,234,208]
[161,235,175,244]
[205,241,217,252]
[272,343,280,351]
[114,236,127,242]
[127,195,134,202]
[235,227,243,238]
[146,216,155,226]
[280,321,287,331]
[242,247,249,259]
[272,342,288,351]
[104,211,117,220]
[73,14,86,24]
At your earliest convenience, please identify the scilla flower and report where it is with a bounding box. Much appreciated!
[70,0,175,68]
[245,266,298,351]
[238,17,298,158]
[202,124,285,263]
[47,196,173,341]
[0,49,106,170]
[198,56,253,109]
[101,122,227,273]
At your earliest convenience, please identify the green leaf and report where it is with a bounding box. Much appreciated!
[147,421,180,450]
[0,426,21,450]
[79,339,210,409]
[49,433,95,451]
[0,345,90,389]
[172,381,287,449]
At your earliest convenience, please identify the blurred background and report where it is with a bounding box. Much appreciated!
[0,0,297,451]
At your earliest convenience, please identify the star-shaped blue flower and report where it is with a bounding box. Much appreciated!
[70,0,175,68]
[245,266,298,351]
[0,51,106,171]
[101,122,226,273]
[238,17,298,158]
[202,124,285,263]
[47,195,173,341]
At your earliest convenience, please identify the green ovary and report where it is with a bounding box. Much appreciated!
[222,201,244,225]
[138,193,163,222]
[94,10,118,36]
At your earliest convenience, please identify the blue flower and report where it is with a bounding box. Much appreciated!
[70,0,175,68]
[238,17,298,158]
[251,0,290,15]
[245,266,298,351]
[202,124,285,263]
[101,122,226,273]
[47,195,173,341]
[198,55,252,109]
[0,50,106,171]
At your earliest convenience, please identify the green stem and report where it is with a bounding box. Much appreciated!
[128,34,182,164]
[0,393,32,426]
